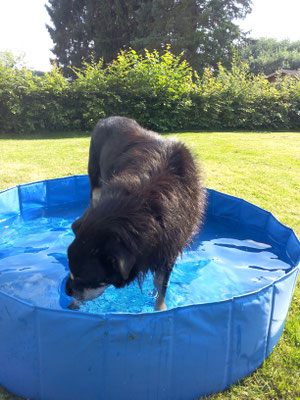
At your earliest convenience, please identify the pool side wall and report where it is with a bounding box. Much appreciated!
[0,176,299,400]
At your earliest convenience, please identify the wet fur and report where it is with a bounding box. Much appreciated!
[67,116,206,309]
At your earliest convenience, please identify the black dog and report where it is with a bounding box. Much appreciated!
[66,116,206,310]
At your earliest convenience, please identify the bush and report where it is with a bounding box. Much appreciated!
[20,66,72,132]
[0,50,299,134]
[0,61,72,133]
[188,62,300,131]
[72,49,194,132]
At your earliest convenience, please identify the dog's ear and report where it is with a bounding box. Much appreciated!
[108,242,136,280]
[71,218,82,235]
[71,208,91,235]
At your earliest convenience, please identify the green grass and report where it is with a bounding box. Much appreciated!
[0,131,299,400]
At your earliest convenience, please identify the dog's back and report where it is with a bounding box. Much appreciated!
[88,116,162,187]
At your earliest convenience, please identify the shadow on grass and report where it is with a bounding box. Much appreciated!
[0,131,91,140]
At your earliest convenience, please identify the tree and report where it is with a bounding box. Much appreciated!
[131,0,251,71]
[46,0,92,74]
[46,0,252,74]
[239,37,300,75]
[86,0,140,66]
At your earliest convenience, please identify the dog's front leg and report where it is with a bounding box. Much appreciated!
[91,187,102,208]
[153,266,172,311]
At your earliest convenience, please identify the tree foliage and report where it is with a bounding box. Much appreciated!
[46,0,252,74]
[239,38,300,75]
[0,51,26,69]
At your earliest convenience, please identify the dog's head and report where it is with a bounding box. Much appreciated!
[66,212,136,303]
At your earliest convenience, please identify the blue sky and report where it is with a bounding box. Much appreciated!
[0,0,299,71]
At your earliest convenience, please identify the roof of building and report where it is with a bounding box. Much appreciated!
[266,69,300,80]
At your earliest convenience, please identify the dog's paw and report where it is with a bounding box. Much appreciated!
[68,300,80,311]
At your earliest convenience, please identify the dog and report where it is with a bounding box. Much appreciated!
[66,116,206,311]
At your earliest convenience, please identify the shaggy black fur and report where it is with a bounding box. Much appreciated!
[66,116,206,310]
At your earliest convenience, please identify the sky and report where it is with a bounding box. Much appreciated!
[0,0,299,72]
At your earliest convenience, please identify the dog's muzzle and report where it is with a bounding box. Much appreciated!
[65,275,110,301]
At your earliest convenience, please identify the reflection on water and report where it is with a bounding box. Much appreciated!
[0,204,292,313]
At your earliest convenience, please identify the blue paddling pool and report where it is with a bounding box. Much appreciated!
[0,175,299,400]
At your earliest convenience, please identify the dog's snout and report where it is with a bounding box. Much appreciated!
[65,276,73,297]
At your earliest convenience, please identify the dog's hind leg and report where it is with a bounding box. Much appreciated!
[153,265,173,311]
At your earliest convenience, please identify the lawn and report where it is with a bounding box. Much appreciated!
[0,131,299,400]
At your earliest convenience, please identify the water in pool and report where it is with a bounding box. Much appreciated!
[0,202,293,313]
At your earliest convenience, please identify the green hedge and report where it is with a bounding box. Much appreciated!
[1,49,299,134]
